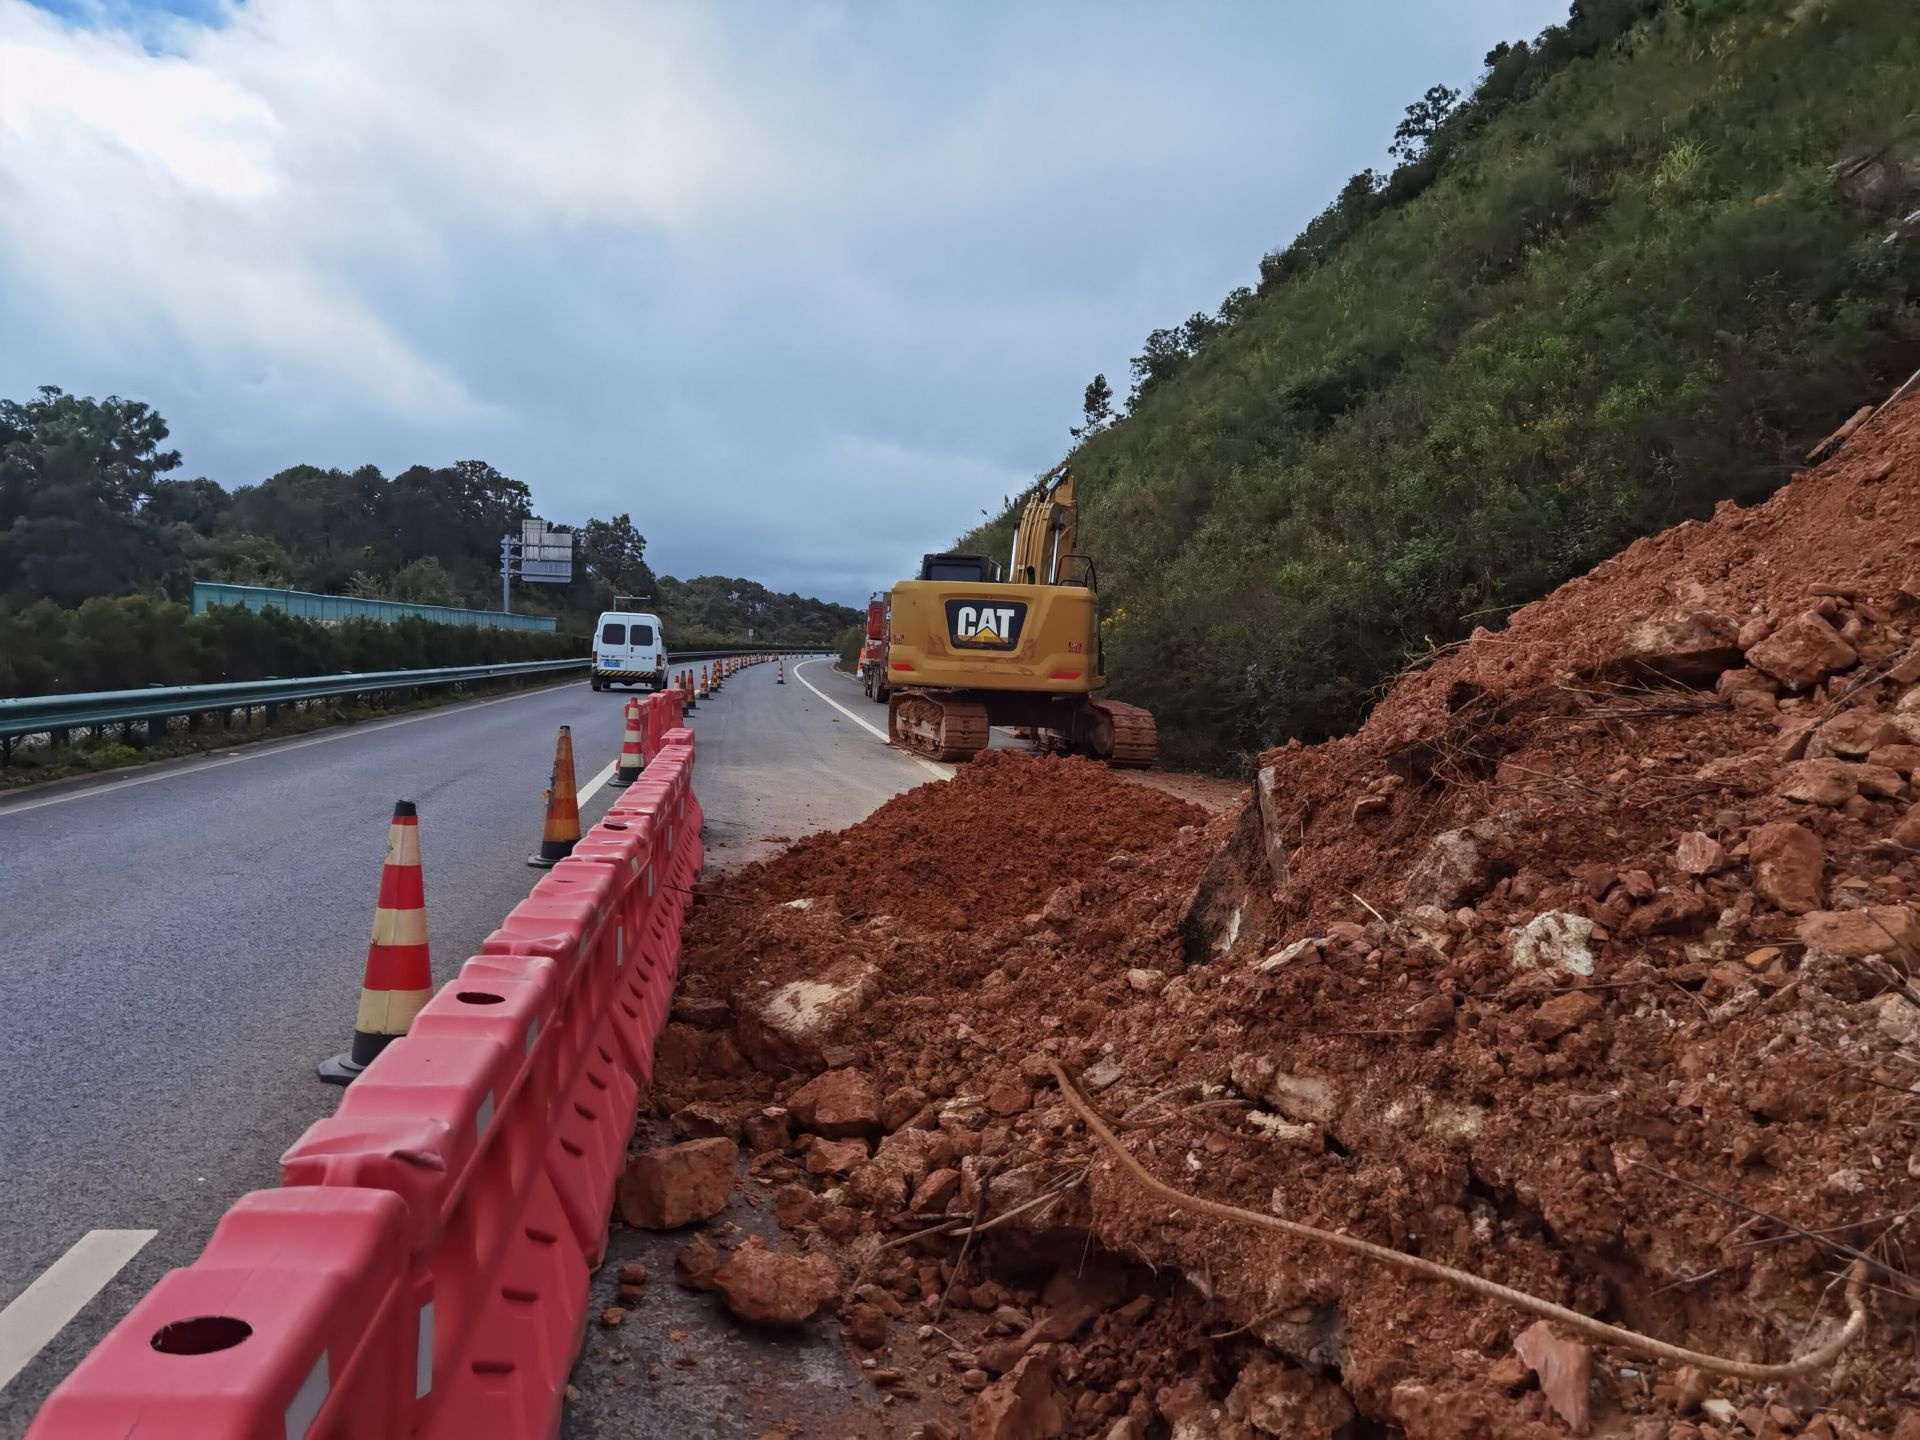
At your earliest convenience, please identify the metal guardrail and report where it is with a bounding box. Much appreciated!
[0,659,588,754]
[0,651,831,758]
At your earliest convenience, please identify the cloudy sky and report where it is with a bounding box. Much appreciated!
[1,0,1565,603]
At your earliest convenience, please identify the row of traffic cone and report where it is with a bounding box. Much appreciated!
[320,658,783,1083]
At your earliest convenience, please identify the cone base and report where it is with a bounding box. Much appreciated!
[317,1050,367,1086]
[527,842,575,868]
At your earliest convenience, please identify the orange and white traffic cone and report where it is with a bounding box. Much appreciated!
[699,664,710,700]
[319,800,432,1085]
[683,669,697,712]
[611,698,644,788]
[528,724,581,868]
[776,658,785,684]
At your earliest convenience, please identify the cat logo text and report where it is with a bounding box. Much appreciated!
[942,598,1028,650]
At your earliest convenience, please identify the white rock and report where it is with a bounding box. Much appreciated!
[1257,937,1322,973]
[1508,910,1596,976]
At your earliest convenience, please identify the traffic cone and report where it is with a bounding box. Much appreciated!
[528,724,581,868]
[776,658,785,684]
[319,801,432,1085]
[683,670,696,712]
[699,664,710,700]
[611,699,644,788]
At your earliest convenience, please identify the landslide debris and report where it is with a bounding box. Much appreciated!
[642,396,1920,1438]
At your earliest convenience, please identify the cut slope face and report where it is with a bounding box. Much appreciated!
[642,394,1920,1440]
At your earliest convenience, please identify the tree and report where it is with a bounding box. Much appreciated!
[144,476,231,532]
[0,387,188,605]
[389,556,457,605]
[1073,375,1115,437]
[1390,84,1461,162]
[578,513,655,598]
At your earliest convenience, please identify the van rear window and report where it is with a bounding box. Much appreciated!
[629,624,654,646]
[600,622,625,644]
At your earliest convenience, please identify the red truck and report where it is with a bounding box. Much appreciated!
[858,591,890,702]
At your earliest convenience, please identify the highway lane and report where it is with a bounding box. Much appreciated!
[0,658,934,1433]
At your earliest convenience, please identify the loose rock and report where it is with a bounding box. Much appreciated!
[617,1137,738,1230]
[712,1237,840,1326]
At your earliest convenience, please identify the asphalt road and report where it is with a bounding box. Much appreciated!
[0,656,937,1436]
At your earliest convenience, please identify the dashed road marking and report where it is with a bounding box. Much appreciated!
[0,1229,157,1393]
[790,659,950,780]
[578,756,619,806]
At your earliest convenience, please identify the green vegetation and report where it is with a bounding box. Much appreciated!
[961,0,1920,768]
[0,595,580,699]
[654,576,861,649]
[0,388,858,688]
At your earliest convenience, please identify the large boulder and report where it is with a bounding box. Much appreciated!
[1748,822,1824,914]
[1612,611,1742,684]
[785,1068,883,1139]
[712,1237,840,1326]
[1402,817,1506,911]
[970,1346,1066,1440]
[1225,1356,1355,1439]
[617,1137,737,1229]
[736,962,880,1071]
[1797,906,1919,958]
[1744,612,1857,690]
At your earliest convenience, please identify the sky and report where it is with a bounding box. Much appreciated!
[0,0,1568,605]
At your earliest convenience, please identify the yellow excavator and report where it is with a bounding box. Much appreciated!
[884,464,1157,766]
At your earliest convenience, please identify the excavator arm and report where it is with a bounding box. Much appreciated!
[1009,464,1077,587]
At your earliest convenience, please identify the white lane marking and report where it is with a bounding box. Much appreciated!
[0,681,583,819]
[791,659,951,781]
[578,757,618,807]
[0,1229,157,1392]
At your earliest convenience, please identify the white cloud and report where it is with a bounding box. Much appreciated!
[0,0,1568,601]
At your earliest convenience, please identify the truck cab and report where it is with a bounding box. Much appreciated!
[591,610,667,691]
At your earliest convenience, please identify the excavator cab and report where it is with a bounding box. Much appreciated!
[882,467,1155,766]
[918,553,998,582]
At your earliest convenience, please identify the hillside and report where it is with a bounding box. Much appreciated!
[651,385,1920,1437]
[961,0,1920,768]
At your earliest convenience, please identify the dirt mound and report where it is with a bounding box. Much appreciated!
[645,391,1920,1439]
[726,748,1209,927]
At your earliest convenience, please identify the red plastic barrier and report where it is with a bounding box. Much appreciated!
[32,707,701,1439]
[280,965,586,1436]
[27,1189,415,1440]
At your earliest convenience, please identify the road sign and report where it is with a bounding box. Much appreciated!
[519,521,574,584]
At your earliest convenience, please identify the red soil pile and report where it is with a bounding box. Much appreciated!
[645,391,1920,1440]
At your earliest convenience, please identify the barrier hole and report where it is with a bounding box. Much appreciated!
[588,1074,607,1092]
[620,1002,638,1019]
[502,1286,538,1303]
[151,1316,252,1355]
[560,1139,585,1157]
[597,1046,614,1063]
[526,1227,558,1245]
[456,990,506,1006]
[573,1103,596,1121]
[473,1360,516,1376]
[604,822,628,831]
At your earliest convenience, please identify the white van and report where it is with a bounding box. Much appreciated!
[590,610,668,691]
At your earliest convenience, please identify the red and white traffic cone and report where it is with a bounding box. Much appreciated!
[776,659,785,685]
[319,800,432,1085]
[611,697,645,787]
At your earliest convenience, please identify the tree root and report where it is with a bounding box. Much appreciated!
[1050,1061,1869,1381]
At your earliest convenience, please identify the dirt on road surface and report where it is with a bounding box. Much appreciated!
[604,392,1920,1437]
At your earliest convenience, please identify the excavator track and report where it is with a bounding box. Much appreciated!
[1083,699,1158,768]
[889,694,991,763]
